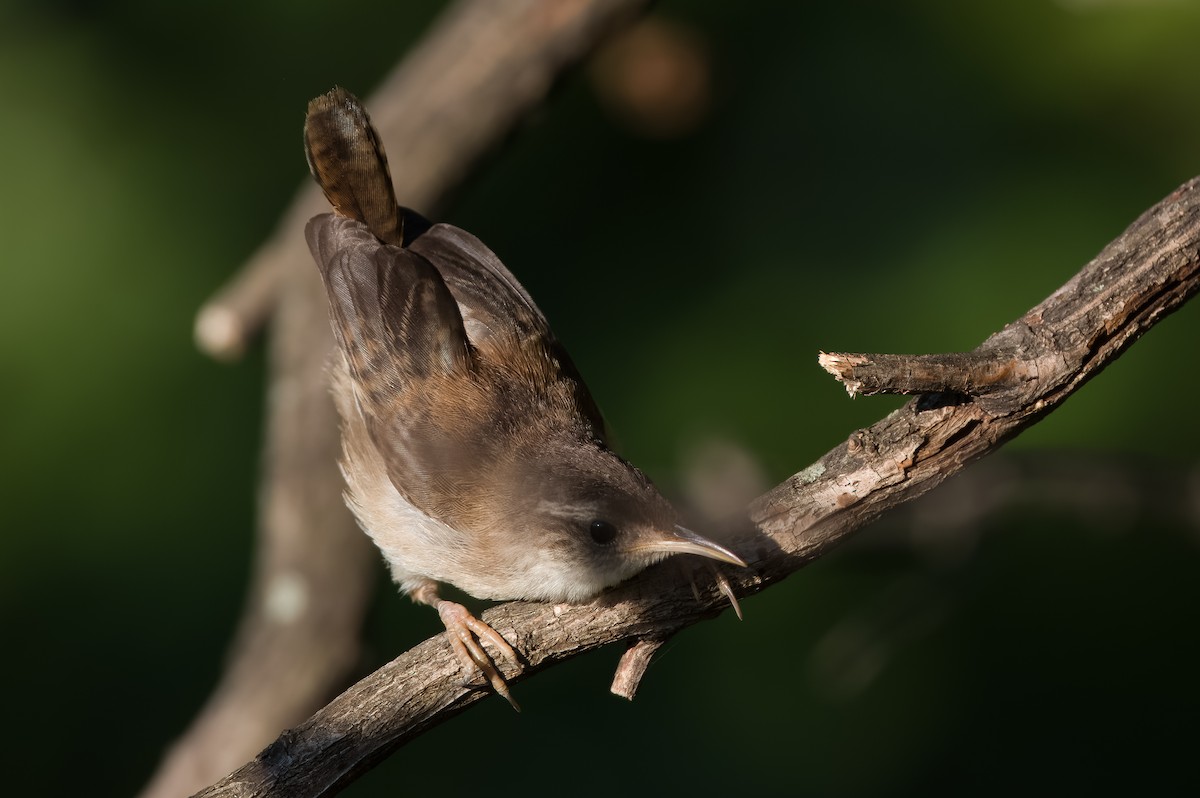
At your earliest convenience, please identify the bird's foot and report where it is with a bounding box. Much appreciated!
[433,599,521,711]
[409,580,520,709]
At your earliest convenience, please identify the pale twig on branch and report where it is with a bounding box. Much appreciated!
[194,175,1200,797]
[141,2,652,798]
[611,637,668,700]
[817,350,1030,398]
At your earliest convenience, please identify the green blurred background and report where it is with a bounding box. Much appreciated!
[3,0,1199,795]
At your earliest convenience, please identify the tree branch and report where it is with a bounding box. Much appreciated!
[195,173,1200,796]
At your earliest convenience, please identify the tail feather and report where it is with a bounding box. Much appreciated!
[304,86,430,246]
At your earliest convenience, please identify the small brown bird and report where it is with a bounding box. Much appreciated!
[303,86,745,707]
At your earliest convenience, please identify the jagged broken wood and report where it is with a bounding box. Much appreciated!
[194,176,1200,798]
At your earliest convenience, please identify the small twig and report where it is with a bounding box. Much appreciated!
[818,351,1029,398]
[194,254,287,360]
[611,637,669,700]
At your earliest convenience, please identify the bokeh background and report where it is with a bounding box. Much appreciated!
[4,0,1200,795]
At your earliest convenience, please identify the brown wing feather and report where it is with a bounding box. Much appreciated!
[305,213,471,400]
[307,212,490,518]
[409,224,608,440]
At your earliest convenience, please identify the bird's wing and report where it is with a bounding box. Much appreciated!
[306,213,472,390]
[409,223,607,439]
[307,213,497,515]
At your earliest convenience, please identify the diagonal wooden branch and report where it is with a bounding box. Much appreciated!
[195,177,1200,798]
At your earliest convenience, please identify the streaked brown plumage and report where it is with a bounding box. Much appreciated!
[303,86,744,707]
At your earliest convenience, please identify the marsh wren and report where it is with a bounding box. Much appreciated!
[303,87,745,707]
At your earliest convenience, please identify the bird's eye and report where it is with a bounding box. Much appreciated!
[589,519,619,545]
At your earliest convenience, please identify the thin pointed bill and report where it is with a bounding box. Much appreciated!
[631,525,747,567]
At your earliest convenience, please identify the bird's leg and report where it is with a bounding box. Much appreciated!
[409,579,520,710]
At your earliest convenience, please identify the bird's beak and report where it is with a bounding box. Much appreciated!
[632,525,747,567]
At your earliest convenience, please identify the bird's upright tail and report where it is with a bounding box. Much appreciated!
[303,86,429,246]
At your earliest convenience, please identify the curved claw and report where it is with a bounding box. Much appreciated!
[712,567,743,621]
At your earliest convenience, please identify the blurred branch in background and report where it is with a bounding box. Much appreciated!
[809,450,1200,699]
[861,451,1200,566]
[141,2,652,797]
[194,171,1200,795]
